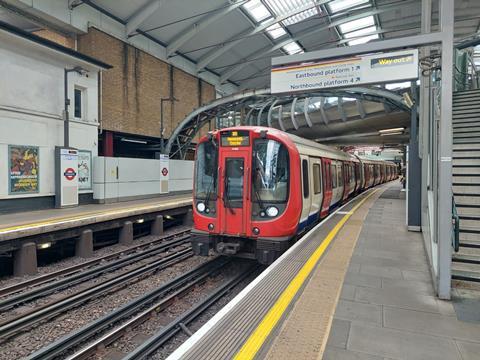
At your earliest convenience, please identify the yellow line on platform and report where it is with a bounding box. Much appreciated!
[233,189,379,360]
[0,199,191,234]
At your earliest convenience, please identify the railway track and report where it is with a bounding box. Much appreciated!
[27,257,234,360]
[0,229,191,310]
[123,265,257,360]
[0,247,193,340]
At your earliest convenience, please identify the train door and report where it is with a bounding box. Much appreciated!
[342,162,349,200]
[354,163,360,193]
[320,158,332,217]
[219,149,250,236]
[299,156,312,228]
[311,158,322,221]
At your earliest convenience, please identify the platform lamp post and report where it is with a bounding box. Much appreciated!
[64,66,87,147]
[160,96,178,154]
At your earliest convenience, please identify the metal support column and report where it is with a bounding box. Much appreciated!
[408,85,421,231]
[437,0,454,299]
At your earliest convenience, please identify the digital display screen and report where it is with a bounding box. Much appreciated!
[220,130,250,147]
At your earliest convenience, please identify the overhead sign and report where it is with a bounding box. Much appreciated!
[271,49,419,94]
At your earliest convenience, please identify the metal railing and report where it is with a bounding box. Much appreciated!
[452,197,460,252]
[454,48,480,91]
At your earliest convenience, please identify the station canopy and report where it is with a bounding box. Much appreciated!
[58,0,480,89]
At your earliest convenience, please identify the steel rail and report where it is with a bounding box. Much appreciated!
[0,248,193,341]
[26,257,231,360]
[123,265,258,360]
[0,229,191,298]
[0,232,191,310]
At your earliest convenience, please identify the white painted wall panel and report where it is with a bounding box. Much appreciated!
[93,157,194,202]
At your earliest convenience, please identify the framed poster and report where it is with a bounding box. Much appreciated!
[78,150,92,190]
[8,145,39,194]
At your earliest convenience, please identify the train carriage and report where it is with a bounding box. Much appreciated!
[192,126,397,264]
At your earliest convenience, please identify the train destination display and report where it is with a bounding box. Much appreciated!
[221,130,250,147]
[271,49,418,94]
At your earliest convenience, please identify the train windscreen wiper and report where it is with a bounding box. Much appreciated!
[252,167,266,213]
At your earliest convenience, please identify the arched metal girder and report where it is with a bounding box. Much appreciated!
[165,87,411,159]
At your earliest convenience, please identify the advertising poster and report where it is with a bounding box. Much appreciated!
[9,145,39,194]
[78,150,92,190]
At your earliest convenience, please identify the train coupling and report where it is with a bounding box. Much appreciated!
[216,242,241,255]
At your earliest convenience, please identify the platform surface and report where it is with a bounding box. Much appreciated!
[323,184,480,360]
[169,182,480,360]
[0,193,192,241]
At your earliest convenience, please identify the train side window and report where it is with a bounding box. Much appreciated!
[337,164,343,187]
[302,159,309,198]
[331,164,337,188]
[313,163,321,194]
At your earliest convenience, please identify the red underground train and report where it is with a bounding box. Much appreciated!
[191,126,398,264]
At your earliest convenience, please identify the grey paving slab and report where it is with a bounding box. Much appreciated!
[381,278,434,296]
[347,322,462,360]
[401,269,433,282]
[354,286,441,313]
[326,318,350,349]
[340,284,357,301]
[351,254,430,271]
[456,340,480,360]
[384,306,480,342]
[348,262,361,273]
[358,264,403,280]
[344,272,382,289]
[323,347,386,360]
[335,300,383,325]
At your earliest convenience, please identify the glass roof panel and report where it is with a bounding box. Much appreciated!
[328,0,369,13]
[283,42,303,54]
[264,0,320,26]
[243,0,272,22]
[347,33,379,46]
[343,26,377,39]
[338,16,375,33]
[265,23,287,39]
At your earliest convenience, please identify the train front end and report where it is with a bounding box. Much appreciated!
[191,127,301,264]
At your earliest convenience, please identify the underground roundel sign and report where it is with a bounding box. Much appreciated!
[162,167,168,177]
[64,167,77,181]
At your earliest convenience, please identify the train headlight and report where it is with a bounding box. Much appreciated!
[197,202,206,212]
[266,206,279,217]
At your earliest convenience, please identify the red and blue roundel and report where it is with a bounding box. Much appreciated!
[64,167,77,181]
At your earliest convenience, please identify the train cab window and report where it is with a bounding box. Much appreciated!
[337,164,343,187]
[252,139,289,203]
[302,159,309,198]
[195,141,218,200]
[313,163,321,194]
[331,164,337,188]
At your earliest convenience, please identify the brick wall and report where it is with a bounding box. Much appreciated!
[33,29,75,49]
[77,28,216,139]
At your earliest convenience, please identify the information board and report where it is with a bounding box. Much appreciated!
[160,154,169,194]
[55,147,79,208]
[271,49,418,94]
